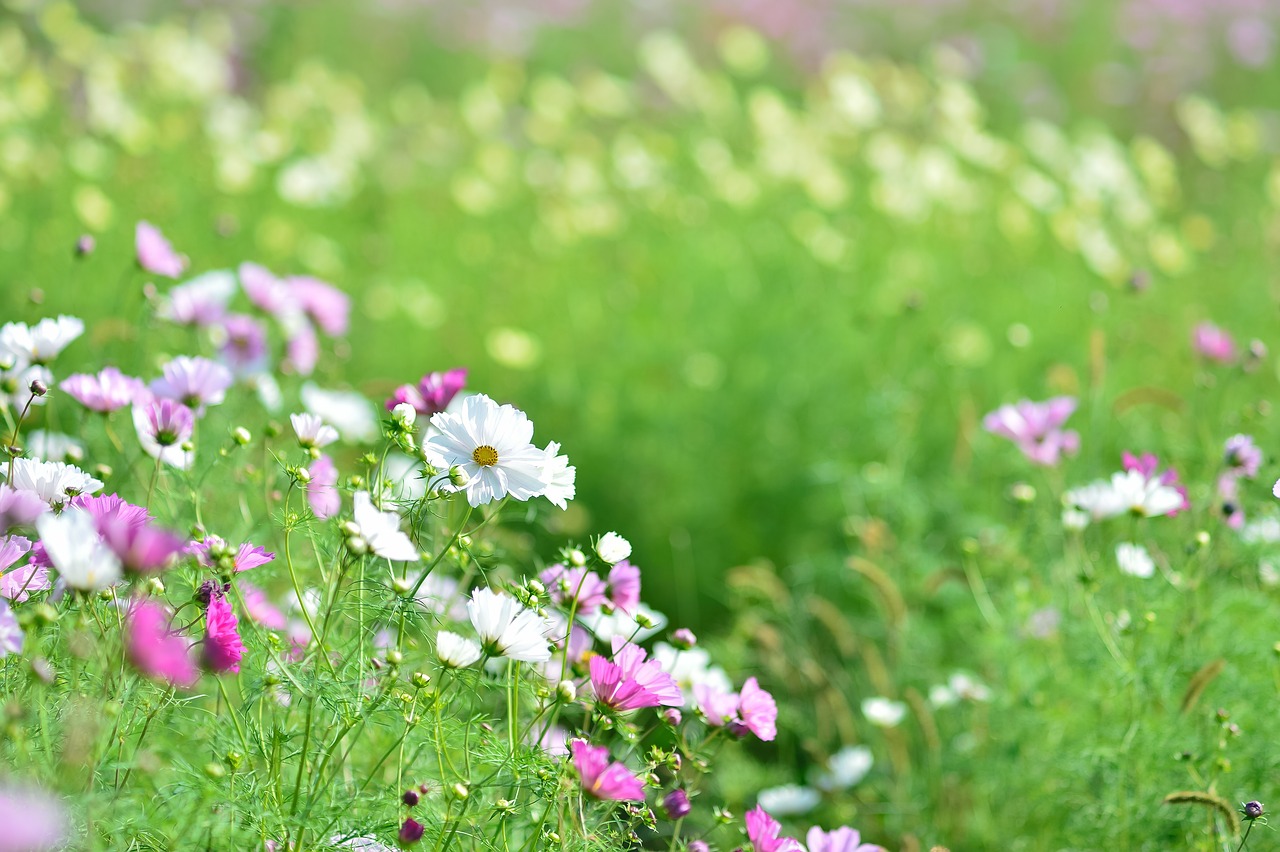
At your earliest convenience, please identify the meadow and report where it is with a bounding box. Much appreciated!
[1,1,1279,849]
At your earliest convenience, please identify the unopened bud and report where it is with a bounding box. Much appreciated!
[386,649,403,667]
[451,782,469,800]
[74,235,95,257]
[28,379,47,397]
[671,628,696,649]
[411,671,431,689]
[391,403,417,430]
[231,427,252,446]
[345,535,369,556]
[1245,801,1264,820]
[662,708,682,726]
[392,576,413,596]
[557,680,577,703]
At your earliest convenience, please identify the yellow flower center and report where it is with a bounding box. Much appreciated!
[472,445,499,467]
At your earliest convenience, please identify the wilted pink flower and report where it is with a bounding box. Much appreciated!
[1121,452,1189,516]
[136,221,186,278]
[150,356,233,413]
[745,805,805,852]
[241,582,286,630]
[1224,434,1262,478]
[0,782,68,851]
[288,276,350,336]
[606,560,641,614]
[127,600,199,688]
[385,368,467,416]
[590,638,683,711]
[306,455,341,519]
[0,484,49,534]
[569,739,645,801]
[806,825,886,852]
[1193,322,1237,363]
[60,367,145,413]
[204,595,245,673]
[219,314,270,375]
[541,564,608,614]
[0,535,48,602]
[133,397,196,470]
[983,397,1080,466]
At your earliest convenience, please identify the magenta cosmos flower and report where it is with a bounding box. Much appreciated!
[590,638,683,711]
[806,825,886,852]
[745,806,804,852]
[204,595,245,673]
[569,739,645,801]
[694,676,778,741]
[982,396,1080,466]
[1193,322,1236,363]
[61,366,145,413]
[191,535,275,573]
[127,600,199,688]
[136,221,186,278]
[386,368,467,416]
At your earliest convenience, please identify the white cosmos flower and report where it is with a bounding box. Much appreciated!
[540,442,575,510]
[36,508,122,590]
[1116,542,1155,578]
[0,315,84,364]
[5,458,103,508]
[25,431,84,465]
[0,362,52,411]
[1066,469,1183,521]
[290,412,339,449]
[436,630,483,668]
[756,784,821,817]
[301,384,378,444]
[810,745,873,791]
[351,492,418,562]
[594,531,631,564]
[862,696,907,728]
[466,587,552,662]
[423,394,553,508]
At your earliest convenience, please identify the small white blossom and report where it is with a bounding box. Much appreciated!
[351,492,418,562]
[290,412,339,449]
[4,458,103,508]
[436,630,482,668]
[861,696,907,728]
[301,384,379,444]
[0,316,84,364]
[810,745,873,791]
[466,587,552,662]
[595,531,631,564]
[1116,542,1155,578]
[424,394,553,508]
[756,784,821,816]
[391,402,417,429]
[1066,469,1183,521]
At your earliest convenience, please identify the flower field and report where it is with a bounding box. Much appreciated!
[1,1,1279,849]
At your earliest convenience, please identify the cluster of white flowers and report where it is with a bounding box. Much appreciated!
[0,316,82,411]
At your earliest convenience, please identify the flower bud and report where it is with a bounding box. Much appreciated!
[411,671,432,689]
[392,403,417,430]
[402,788,420,807]
[1245,801,1264,820]
[662,708,682,727]
[231,427,252,446]
[662,789,692,820]
[74,235,95,257]
[557,680,577,703]
[392,576,413,596]
[386,649,403,667]
[340,521,361,538]
[671,628,697,649]
[451,782,469,800]
[345,535,369,556]
[595,531,631,564]
[568,548,586,567]
[293,466,311,484]
[398,818,425,844]
[448,465,468,487]
[28,379,47,397]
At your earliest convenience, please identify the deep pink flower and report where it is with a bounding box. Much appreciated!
[0,535,48,602]
[606,560,641,614]
[69,493,152,529]
[806,825,885,852]
[219,314,270,375]
[136,221,185,278]
[983,397,1080,466]
[0,782,68,851]
[241,582,286,630]
[0,485,49,534]
[745,805,804,852]
[306,455,341,519]
[1121,452,1189,516]
[662,789,692,820]
[1193,322,1236,363]
[150,356,233,412]
[60,367,145,413]
[590,638,683,711]
[398,818,425,845]
[541,564,608,614]
[190,536,274,573]
[127,600,199,688]
[386,368,467,416]
[204,595,245,673]
[288,276,350,336]
[569,739,645,801]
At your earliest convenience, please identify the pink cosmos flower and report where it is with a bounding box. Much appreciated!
[158,271,236,327]
[1224,434,1262,478]
[385,368,467,416]
[1121,452,1189,516]
[0,484,49,534]
[541,564,609,614]
[190,536,275,573]
[136,221,186,278]
[0,535,48,602]
[590,637,683,711]
[239,262,294,317]
[0,782,68,851]
[745,806,805,852]
[219,314,270,375]
[241,582,287,629]
[133,396,196,470]
[150,356,233,413]
[1193,322,1236,363]
[983,397,1080,466]
[569,739,645,801]
[99,516,185,574]
[284,321,319,376]
[69,493,152,529]
[288,276,350,336]
[126,600,199,688]
[694,676,778,741]
[0,598,21,657]
[806,825,886,852]
[204,595,245,673]
[60,367,145,413]
[307,455,341,519]
[606,560,641,614]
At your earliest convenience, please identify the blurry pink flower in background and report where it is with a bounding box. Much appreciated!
[136,221,186,278]
[0,781,68,851]
[386,368,467,416]
[0,536,47,602]
[745,805,805,852]
[983,397,1080,466]
[133,397,196,470]
[306,455,341,519]
[241,582,287,630]
[150,356,233,413]
[127,600,199,688]
[289,276,350,337]
[0,485,48,535]
[1193,322,1236,363]
[569,739,646,801]
[218,314,270,375]
[158,271,236,327]
[61,367,145,413]
[806,825,886,852]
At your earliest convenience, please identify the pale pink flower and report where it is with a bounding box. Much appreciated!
[540,564,608,614]
[1224,434,1262,478]
[218,314,270,375]
[569,739,645,801]
[239,262,295,317]
[60,366,145,412]
[0,782,68,851]
[133,397,195,470]
[983,397,1080,466]
[241,582,287,630]
[136,221,186,278]
[158,271,236,327]
[695,677,778,741]
[288,276,350,336]
[806,825,886,852]
[0,484,48,534]
[150,355,233,413]
[306,455,341,519]
[0,535,47,602]
[745,806,805,852]
[1193,322,1236,363]
[606,560,641,614]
